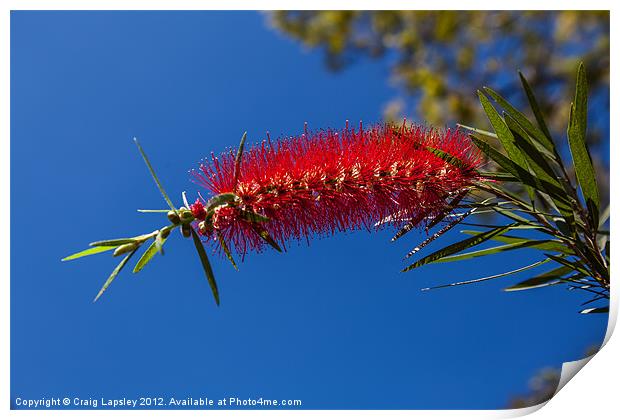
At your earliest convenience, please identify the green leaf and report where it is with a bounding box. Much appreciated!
[89,238,138,247]
[518,71,554,147]
[604,241,610,264]
[580,306,609,314]
[456,123,498,139]
[190,227,220,306]
[477,91,529,167]
[422,258,550,290]
[567,63,600,228]
[137,209,170,213]
[478,182,535,213]
[93,249,138,302]
[599,204,610,228]
[460,230,569,253]
[505,114,561,186]
[62,245,116,261]
[233,131,248,190]
[402,224,515,272]
[403,208,474,259]
[504,114,576,225]
[133,236,168,273]
[428,193,471,226]
[250,224,283,252]
[493,207,531,224]
[426,146,466,169]
[205,193,238,212]
[545,254,591,277]
[472,137,571,206]
[134,138,177,213]
[237,209,270,223]
[154,229,168,255]
[477,172,519,182]
[574,239,609,282]
[504,265,574,291]
[393,190,469,243]
[217,231,238,271]
[483,86,556,154]
[433,239,567,264]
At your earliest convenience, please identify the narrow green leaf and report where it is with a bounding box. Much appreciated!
[604,241,610,264]
[133,236,168,273]
[134,138,177,213]
[217,231,238,271]
[456,123,498,139]
[477,182,535,212]
[478,91,529,167]
[433,240,567,264]
[472,137,571,205]
[567,63,600,228]
[545,254,591,277]
[137,209,170,213]
[574,240,609,282]
[238,209,270,223]
[518,71,554,146]
[580,306,609,314]
[504,265,574,292]
[503,114,576,226]
[403,208,474,259]
[483,86,556,153]
[493,207,531,223]
[425,191,469,231]
[505,114,561,186]
[460,230,569,253]
[154,229,168,255]
[62,245,116,261]
[93,249,137,302]
[423,258,550,290]
[89,238,137,247]
[233,131,247,190]
[599,204,610,228]
[190,227,220,306]
[478,172,519,182]
[250,224,283,252]
[402,224,515,272]
[394,191,468,243]
[426,146,466,169]
[205,193,238,212]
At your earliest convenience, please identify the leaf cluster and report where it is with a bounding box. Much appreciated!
[397,63,609,314]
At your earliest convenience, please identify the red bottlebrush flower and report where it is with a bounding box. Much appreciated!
[190,199,207,221]
[191,123,482,257]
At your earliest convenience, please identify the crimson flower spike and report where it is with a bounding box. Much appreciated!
[190,122,483,259]
[62,122,482,305]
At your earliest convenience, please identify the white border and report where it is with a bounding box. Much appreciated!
[2,2,616,419]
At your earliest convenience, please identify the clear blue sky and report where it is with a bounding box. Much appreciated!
[11,11,608,409]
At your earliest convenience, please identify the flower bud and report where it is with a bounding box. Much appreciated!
[167,211,180,224]
[181,224,191,238]
[113,242,138,257]
[179,209,194,224]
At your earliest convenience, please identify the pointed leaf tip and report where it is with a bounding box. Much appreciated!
[62,245,116,261]
[233,131,248,190]
[93,249,137,302]
[190,227,220,306]
[134,138,177,213]
[567,62,600,228]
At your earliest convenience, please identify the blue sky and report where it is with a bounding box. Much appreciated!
[11,11,608,409]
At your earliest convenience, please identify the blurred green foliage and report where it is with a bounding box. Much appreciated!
[508,345,598,408]
[269,11,609,142]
